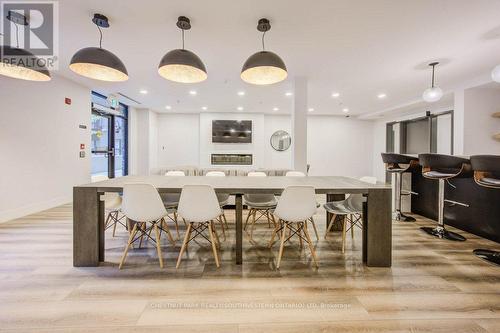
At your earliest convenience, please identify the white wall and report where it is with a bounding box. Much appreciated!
[132,108,159,175]
[463,84,500,155]
[0,75,91,222]
[264,114,292,170]
[157,113,200,167]
[307,116,375,177]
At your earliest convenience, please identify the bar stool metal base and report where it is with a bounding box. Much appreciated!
[473,249,500,266]
[420,226,466,241]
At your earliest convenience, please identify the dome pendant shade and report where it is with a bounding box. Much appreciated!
[422,86,443,103]
[0,46,51,81]
[70,47,128,82]
[158,49,207,83]
[241,51,287,85]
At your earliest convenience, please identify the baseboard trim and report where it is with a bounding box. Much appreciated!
[0,195,72,223]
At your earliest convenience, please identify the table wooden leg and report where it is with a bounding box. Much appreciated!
[73,187,103,267]
[326,194,345,232]
[365,189,392,267]
[235,193,243,265]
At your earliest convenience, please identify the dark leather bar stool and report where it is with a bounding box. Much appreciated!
[418,153,471,241]
[381,153,419,222]
[470,155,500,266]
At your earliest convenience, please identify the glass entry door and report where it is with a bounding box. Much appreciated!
[91,113,114,178]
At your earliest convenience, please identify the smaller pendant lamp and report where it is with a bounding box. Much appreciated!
[0,11,51,81]
[422,62,443,103]
[69,14,128,82]
[158,16,207,83]
[241,18,287,85]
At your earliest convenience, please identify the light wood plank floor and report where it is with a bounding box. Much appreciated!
[0,198,499,332]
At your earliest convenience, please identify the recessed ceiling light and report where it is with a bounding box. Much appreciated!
[201,106,208,111]
[230,128,235,133]
[342,108,349,113]
[377,93,387,99]
[189,90,197,95]
[331,92,340,98]
[285,92,293,97]
[165,105,172,110]
[237,106,244,111]
[273,107,279,111]
[308,108,314,112]
[139,89,148,94]
[237,91,245,96]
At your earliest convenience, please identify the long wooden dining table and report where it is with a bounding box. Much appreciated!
[73,175,392,268]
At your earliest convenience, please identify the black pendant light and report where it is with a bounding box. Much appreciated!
[0,11,51,81]
[69,14,128,82]
[158,16,207,83]
[241,18,287,85]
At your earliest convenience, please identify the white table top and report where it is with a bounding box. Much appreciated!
[78,175,390,194]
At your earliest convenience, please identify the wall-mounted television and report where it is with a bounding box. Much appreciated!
[212,120,252,143]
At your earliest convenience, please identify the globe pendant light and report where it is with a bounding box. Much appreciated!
[491,64,500,83]
[69,14,128,82]
[0,11,51,81]
[158,16,207,83]
[422,62,443,103]
[241,18,287,85]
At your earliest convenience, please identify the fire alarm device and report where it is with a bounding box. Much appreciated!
[79,151,85,158]
[65,98,72,105]
[80,143,85,150]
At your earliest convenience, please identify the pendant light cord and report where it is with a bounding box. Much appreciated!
[14,22,19,48]
[431,64,435,88]
[97,25,103,48]
[181,29,185,49]
[262,31,266,51]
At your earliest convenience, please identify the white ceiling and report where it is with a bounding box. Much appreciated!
[51,0,500,116]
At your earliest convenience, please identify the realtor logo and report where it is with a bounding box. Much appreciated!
[1,1,59,70]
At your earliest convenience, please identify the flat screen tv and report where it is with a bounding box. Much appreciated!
[212,120,252,143]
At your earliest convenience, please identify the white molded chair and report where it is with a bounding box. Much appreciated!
[161,170,186,239]
[244,171,277,241]
[323,176,377,253]
[119,183,175,269]
[205,171,229,239]
[176,185,222,268]
[284,171,319,240]
[269,186,319,268]
[91,175,125,237]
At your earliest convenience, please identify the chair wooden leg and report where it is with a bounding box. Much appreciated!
[217,215,226,241]
[309,217,319,241]
[250,209,257,240]
[244,208,252,230]
[112,211,118,237]
[265,210,271,228]
[212,220,221,247]
[207,222,220,268]
[277,221,287,269]
[298,223,304,249]
[154,223,163,268]
[176,223,192,268]
[119,223,138,269]
[172,212,180,240]
[303,220,319,268]
[350,215,354,238]
[342,216,347,254]
[104,211,112,229]
[161,218,176,246]
[222,212,228,228]
[138,222,146,249]
[325,214,336,239]
[268,219,280,248]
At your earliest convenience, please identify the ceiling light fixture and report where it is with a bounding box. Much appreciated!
[308,108,314,112]
[165,105,172,110]
[237,91,246,96]
[491,64,500,83]
[342,108,349,113]
[241,18,287,85]
[201,106,207,110]
[273,107,279,111]
[0,11,51,81]
[331,92,340,98]
[285,92,293,97]
[377,93,387,99]
[422,62,443,103]
[189,90,197,95]
[139,89,148,94]
[70,14,128,82]
[237,106,244,111]
[158,16,207,83]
